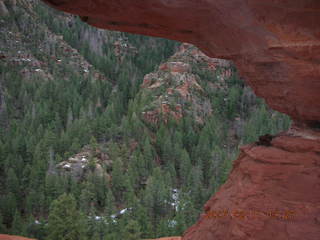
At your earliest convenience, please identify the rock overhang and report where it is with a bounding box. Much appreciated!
[38,1,320,240]
[41,0,320,125]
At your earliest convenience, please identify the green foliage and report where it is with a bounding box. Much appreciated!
[121,219,141,240]
[11,210,24,235]
[0,213,7,234]
[242,103,291,144]
[144,167,171,226]
[46,194,88,240]
[111,158,126,201]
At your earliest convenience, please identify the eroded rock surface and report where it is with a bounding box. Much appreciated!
[56,145,111,180]
[141,43,232,125]
[180,130,320,240]
[41,0,320,125]
[183,134,320,240]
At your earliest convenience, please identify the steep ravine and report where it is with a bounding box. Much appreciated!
[9,0,320,239]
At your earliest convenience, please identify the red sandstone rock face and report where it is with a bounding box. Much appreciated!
[42,0,320,124]
[0,235,34,240]
[183,134,320,240]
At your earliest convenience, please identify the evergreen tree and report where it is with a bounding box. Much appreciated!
[104,188,116,216]
[46,194,88,240]
[79,182,96,215]
[144,168,170,225]
[143,137,155,172]
[111,158,126,201]
[0,193,17,225]
[6,168,20,201]
[124,176,138,207]
[179,149,192,186]
[187,166,204,208]
[121,219,141,240]
[0,213,7,234]
[11,210,23,235]
[134,204,152,238]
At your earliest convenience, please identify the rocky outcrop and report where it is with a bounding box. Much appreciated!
[183,134,320,240]
[40,1,320,239]
[56,145,111,181]
[141,43,232,125]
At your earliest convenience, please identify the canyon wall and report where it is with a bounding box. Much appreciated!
[40,1,320,240]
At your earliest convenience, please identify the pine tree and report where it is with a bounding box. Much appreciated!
[11,210,23,235]
[6,168,20,200]
[173,206,187,235]
[134,204,152,238]
[89,136,98,152]
[104,188,116,216]
[179,149,192,186]
[187,166,204,208]
[46,194,88,240]
[144,168,170,224]
[0,193,17,224]
[111,158,127,201]
[127,152,140,189]
[143,137,155,172]
[124,176,138,207]
[0,213,7,234]
[161,133,173,165]
[121,219,141,240]
[45,174,60,207]
[79,182,96,215]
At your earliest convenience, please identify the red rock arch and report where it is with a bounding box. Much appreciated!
[40,1,320,239]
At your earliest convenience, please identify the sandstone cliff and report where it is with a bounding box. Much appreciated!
[183,134,320,239]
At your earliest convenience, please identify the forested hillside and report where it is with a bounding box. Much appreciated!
[0,1,291,239]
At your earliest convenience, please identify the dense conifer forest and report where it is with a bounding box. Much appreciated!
[0,1,291,239]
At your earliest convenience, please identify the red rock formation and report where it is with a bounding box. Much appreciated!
[183,134,320,239]
[0,235,34,240]
[159,62,191,73]
[42,0,320,125]
[40,1,320,239]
